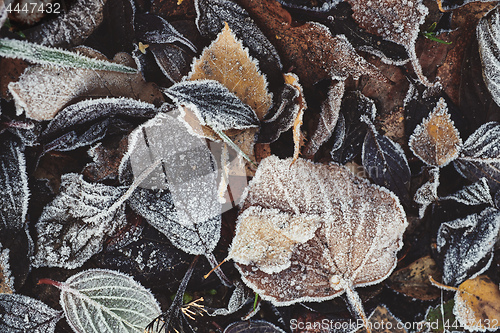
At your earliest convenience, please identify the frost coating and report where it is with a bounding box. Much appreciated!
[0,293,63,332]
[0,245,14,293]
[441,177,493,206]
[59,269,161,333]
[414,167,439,218]
[231,156,407,306]
[33,173,127,269]
[437,207,500,286]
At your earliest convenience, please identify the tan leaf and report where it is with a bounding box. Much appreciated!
[188,22,272,120]
[409,98,462,167]
[229,156,407,327]
[357,305,407,333]
[387,255,442,301]
[8,48,164,121]
[283,73,306,163]
[346,0,433,87]
[454,275,500,332]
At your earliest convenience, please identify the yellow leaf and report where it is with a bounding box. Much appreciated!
[188,22,272,120]
[454,275,500,332]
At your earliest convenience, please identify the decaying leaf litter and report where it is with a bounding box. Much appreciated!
[1,0,500,332]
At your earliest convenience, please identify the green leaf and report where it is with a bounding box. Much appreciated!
[0,38,137,73]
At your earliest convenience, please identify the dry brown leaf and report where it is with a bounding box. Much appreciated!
[409,97,462,167]
[229,156,407,328]
[387,255,442,301]
[188,22,272,120]
[454,275,500,332]
[303,80,345,158]
[236,0,387,87]
[8,48,164,121]
[346,0,432,86]
[283,73,306,163]
[357,305,407,333]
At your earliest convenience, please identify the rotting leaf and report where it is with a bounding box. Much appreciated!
[195,0,283,84]
[454,275,500,332]
[0,293,63,333]
[41,269,162,333]
[387,255,442,301]
[361,118,411,207]
[454,122,500,192]
[122,111,222,255]
[229,156,407,328]
[164,80,260,131]
[303,80,344,158]
[409,97,463,167]
[414,167,440,218]
[437,207,500,286]
[346,0,433,86]
[32,173,128,269]
[8,49,164,121]
[440,177,494,206]
[24,0,106,47]
[237,0,388,87]
[0,136,29,231]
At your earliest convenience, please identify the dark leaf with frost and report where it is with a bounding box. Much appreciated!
[362,121,411,207]
[0,293,63,333]
[164,80,260,131]
[330,112,346,154]
[441,178,494,206]
[41,98,157,141]
[206,282,251,316]
[303,80,344,158]
[0,136,29,231]
[414,167,440,218]
[43,119,110,153]
[454,122,500,192]
[437,207,500,286]
[195,0,283,83]
[136,14,196,52]
[122,112,222,255]
[149,43,193,84]
[330,91,375,164]
[440,0,500,11]
[0,228,34,292]
[224,320,286,333]
[477,6,500,108]
[24,0,106,47]
[0,242,15,293]
[33,173,127,269]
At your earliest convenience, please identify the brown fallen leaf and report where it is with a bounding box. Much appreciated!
[346,0,433,87]
[8,48,164,121]
[357,305,407,333]
[409,98,462,167]
[236,0,387,87]
[454,275,500,332]
[82,137,129,183]
[229,156,407,329]
[387,255,442,301]
[0,245,14,294]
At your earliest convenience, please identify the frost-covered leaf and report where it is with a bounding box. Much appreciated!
[229,155,407,327]
[24,0,106,47]
[8,49,163,121]
[409,98,463,167]
[258,73,306,144]
[437,207,500,286]
[387,255,441,301]
[47,269,161,333]
[441,178,494,206]
[33,173,127,269]
[206,281,250,316]
[123,112,222,255]
[303,80,344,158]
[477,5,500,108]
[346,0,432,86]
[135,14,196,51]
[362,119,411,207]
[0,136,29,231]
[195,0,283,82]
[439,0,499,11]
[164,80,259,131]
[0,293,63,333]
[0,1,6,27]
[414,167,440,218]
[41,98,157,141]
[0,38,137,73]
[188,22,272,120]
[224,320,286,333]
[237,0,388,87]
[454,275,500,332]
[454,122,500,191]
[0,243,14,294]
[357,305,407,333]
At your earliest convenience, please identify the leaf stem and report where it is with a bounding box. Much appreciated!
[214,129,258,167]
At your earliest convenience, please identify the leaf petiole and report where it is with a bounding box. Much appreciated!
[214,128,258,167]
